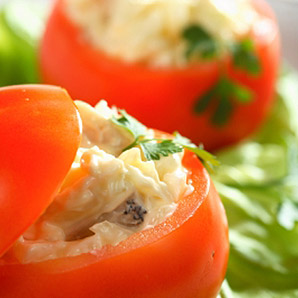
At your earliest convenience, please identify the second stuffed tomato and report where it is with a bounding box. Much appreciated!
[0,85,228,298]
[40,0,280,150]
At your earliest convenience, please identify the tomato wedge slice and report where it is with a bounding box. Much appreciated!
[0,85,81,257]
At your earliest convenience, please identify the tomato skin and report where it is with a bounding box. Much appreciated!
[0,151,229,298]
[40,0,280,151]
[0,85,81,257]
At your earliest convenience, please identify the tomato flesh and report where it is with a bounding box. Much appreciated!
[0,151,228,298]
[0,85,81,257]
[40,0,280,151]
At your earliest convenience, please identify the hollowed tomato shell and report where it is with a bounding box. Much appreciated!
[40,0,280,151]
[0,150,229,298]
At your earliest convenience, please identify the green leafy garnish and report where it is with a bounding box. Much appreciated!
[112,110,147,138]
[231,39,261,75]
[140,139,183,161]
[172,131,194,146]
[112,111,218,170]
[182,24,261,126]
[182,24,217,60]
[193,77,253,126]
[173,132,219,172]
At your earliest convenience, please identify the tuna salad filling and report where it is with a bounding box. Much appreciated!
[10,101,193,263]
[64,0,261,66]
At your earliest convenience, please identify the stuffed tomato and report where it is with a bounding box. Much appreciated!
[0,85,228,298]
[40,0,280,150]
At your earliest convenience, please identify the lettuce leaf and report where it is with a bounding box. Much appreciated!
[0,0,49,86]
[215,69,298,297]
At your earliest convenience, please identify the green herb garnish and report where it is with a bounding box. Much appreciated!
[112,110,147,139]
[173,132,219,172]
[112,111,218,170]
[140,139,183,161]
[182,24,261,126]
[231,38,261,75]
[193,77,253,126]
[182,24,217,60]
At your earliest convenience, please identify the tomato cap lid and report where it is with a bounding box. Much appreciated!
[0,85,81,257]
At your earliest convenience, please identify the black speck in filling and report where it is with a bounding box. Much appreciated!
[123,199,147,225]
[93,195,148,228]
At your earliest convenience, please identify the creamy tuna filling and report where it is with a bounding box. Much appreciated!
[64,0,260,66]
[11,101,193,263]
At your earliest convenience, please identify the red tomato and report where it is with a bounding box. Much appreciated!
[0,150,229,298]
[0,85,81,257]
[40,0,280,151]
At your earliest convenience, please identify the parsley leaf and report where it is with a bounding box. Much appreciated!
[211,95,234,126]
[173,132,219,172]
[185,145,220,172]
[182,24,217,60]
[112,110,147,138]
[215,77,253,104]
[172,131,194,146]
[193,88,215,114]
[194,77,253,126]
[231,39,261,75]
[140,140,183,161]
[182,22,261,126]
[112,112,218,171]
[232,82,253,103]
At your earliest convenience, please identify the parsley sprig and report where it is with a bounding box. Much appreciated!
[140,139,183,161]
[173,132,219,172]
[112,109,147,138]
[231,38,261,75]
[194,77,253,126]
[182,24,217,60]
[112,111,219,171]
[182,24,261,126]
